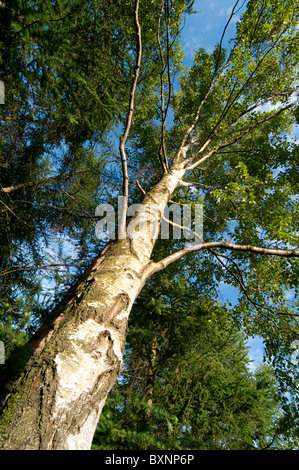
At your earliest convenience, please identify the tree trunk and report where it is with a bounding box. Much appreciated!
[0,162,186,450]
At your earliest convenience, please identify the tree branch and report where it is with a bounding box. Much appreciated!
[157,1,170,173]
[0,263,87,277]
[0,171,86,194]
[0,199,32,229]
[118,0,142,238]
[210,247,299,329]
[147,240,299,277]
[177,180,216,190]
[184,17,297,169]
[51,180,97,225]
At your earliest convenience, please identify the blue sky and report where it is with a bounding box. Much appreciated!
[181,0,245,60]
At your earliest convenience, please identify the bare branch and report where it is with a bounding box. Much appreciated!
[118,0,142,238]
[0,263,87,277]
[188,89,297,168]
[157,2,170,173]
[147,240,299,277]
[0,170,86,194]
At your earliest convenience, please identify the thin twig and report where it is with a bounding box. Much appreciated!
[157,2,171,173]
[177,180,216,190]
[51,180,97,225]
[209,248,298,333]
[0,263,87,277]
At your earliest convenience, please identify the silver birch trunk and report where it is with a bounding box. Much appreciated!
[0,162,186,450]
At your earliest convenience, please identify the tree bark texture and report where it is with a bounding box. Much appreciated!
[0,163,186,450]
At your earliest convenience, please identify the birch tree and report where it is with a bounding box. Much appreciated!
[0,0,298,450]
